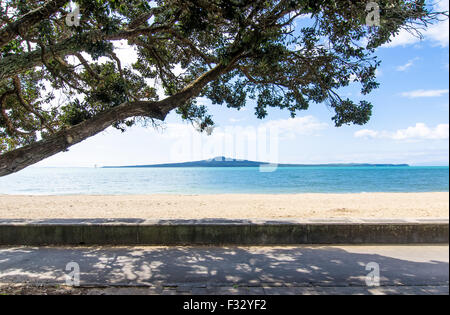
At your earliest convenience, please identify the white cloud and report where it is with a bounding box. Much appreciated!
[261,116,329,139]
[391,123,449,140]
[294,14,313,25]
[383,0,449,48]
[396,58,419,71]
[157,116,328,141]
[401,89,449,98]
[113,40,138,68]
[354,129,380,138]
[355,123,449,141]
[137,116,329,163]
[229,118,245,123]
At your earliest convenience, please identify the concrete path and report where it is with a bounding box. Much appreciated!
[0,246,448,295]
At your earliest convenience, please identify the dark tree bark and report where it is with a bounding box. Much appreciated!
[0,62,231,177]
[0,101,161,176]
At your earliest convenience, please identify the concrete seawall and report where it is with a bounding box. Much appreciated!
[0,218,448,246]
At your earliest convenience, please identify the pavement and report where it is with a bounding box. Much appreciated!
[0,245,448,295]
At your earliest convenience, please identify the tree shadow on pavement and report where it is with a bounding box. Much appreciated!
[0,246,448,294]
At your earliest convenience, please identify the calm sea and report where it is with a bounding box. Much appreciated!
[0,166,448,195]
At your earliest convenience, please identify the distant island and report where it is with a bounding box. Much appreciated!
[103,157,410,168]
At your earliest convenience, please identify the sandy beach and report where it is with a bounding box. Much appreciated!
[0,192,448,219]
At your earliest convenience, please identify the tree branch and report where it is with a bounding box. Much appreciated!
[0,27,169,83]
[0,0,69,49]
[73,53,100,80]
[0,89,27,136]
[0,62,235,176]
[0,100,160,176]
[12,76,55,133]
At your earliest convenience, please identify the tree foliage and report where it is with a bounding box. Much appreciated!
[0,0,447,175]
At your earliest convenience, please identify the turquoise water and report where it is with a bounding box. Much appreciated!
[0,166,448,195]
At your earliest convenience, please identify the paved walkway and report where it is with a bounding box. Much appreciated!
[0,246,448,295]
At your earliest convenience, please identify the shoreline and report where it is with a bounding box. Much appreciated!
[0,191,448,197]
[0,192,448,220]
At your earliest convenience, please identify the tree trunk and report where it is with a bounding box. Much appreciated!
[0,62,232,177]
[0,101,163,176]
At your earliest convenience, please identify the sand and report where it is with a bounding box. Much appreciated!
[0,192,448,219]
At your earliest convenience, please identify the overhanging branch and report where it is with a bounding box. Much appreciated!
[0,62,235,176]
[0,26,171,83]
[0,100,162,177]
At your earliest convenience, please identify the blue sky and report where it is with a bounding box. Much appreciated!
[37,1,449,167]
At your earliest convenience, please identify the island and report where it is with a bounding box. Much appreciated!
[103,157,410,168]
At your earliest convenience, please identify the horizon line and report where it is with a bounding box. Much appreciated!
[32,164,450,168]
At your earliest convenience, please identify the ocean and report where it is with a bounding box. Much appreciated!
[0,166,448,195]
